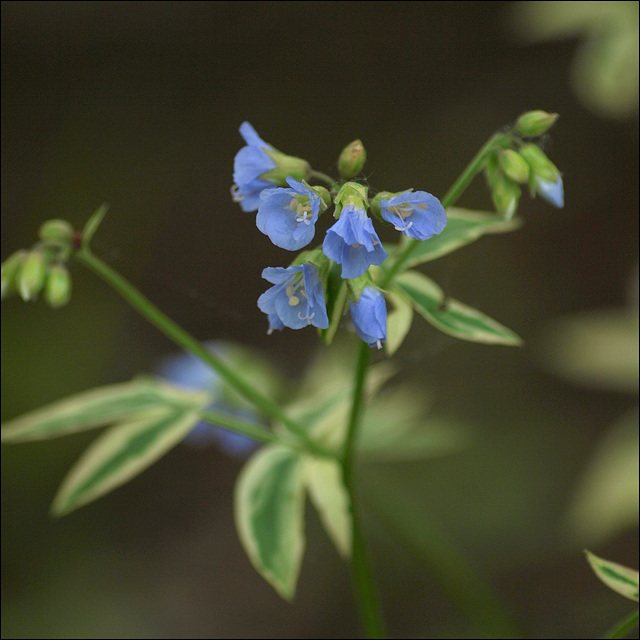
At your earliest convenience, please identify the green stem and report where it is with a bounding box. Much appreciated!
[603,610,639,639]
[75,248,333,459]
[199,409,306,452]
[343,343,385,638]
[309,169,340,192]
[380,132,511,289]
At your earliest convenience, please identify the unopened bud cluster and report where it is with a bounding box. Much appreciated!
[485,110,563,218]
[1,219,74,308]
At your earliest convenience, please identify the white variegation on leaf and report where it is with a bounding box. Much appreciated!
[586,551,639,602]
[384,290,414,356]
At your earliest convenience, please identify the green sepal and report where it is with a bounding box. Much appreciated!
[18,248,49,301]
[44,263,72,309]
[1,249,28,300]
[519,143,560,186]
[498,150,530,184]
[347,271,375,303]
[333,182,369,218]
[261,148,311,186]
[491,173,521,219]
[302,181,331,212]
[515,110,559,137]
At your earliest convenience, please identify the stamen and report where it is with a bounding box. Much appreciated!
[375,340,382,350]
[289,198,298,210]
[286,285,295,297]
[288,295,300,306]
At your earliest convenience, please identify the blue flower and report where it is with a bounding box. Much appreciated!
[232,122,277,213]
[257,263,329,332]
[256,177,322,250]
[379,191,447,240]
[349,288,387,348]
[322,204,388,279]
[536,175,564,208]
[156,342,259,456]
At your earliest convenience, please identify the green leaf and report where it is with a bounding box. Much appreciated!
[394,271,523,346]
[304,456,351,558]
[1,379,207,442]
[398,207,521,270]
[81,203,109,249]
[234,445,306,600]
[51,408,202,516]
[586,551,639,602]
[384,291,414,356]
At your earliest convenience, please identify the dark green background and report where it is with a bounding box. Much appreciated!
[2,2,638,638]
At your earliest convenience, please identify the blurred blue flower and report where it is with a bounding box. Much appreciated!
[256,177,321,250]
[536,176,564,208]
[322,204,388,279]
[156,342,259,456]
[232,122,277,213]
[379,191,447,240]
[349,288,387,349]
[258,263,329,332]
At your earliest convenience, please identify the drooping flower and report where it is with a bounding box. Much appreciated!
[323,204,388,279]
[349,288,387,349]
[232,122,277,213]
[378,191,447,240]
[232,122,311,213]
[536,175,564,208]
[157,342,259,456]
[257,263,329,332]
[256,177,323,250]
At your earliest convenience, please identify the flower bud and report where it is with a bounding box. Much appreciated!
[515,110,559,137]
[261,148,311,186]
[18,249,49,301]
[338,139,367,179]
[519,143,560,183]
[498,150,530,184]
[39,219,75,245]
[44,263,72,308]
[491,174,521,219]
[1,249,28,300]
[307,184,332,211]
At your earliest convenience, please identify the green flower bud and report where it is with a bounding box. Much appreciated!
[39,219,74,245]
[515,110,559,137]
[498,150,530,184]
[370,191,393,221]
[519,143,560,183]
[338,139,367,180]
[306,183,332,211]
[44,263,72,308]
[492,174,521,219]
[261,148,311,186]
[18,249,49,301]
[1,249,28,300]
[333,182,369,218]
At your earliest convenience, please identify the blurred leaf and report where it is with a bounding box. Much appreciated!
[234,445,306,600]
[397,207,521,270]
[384,290,414,356]
[394,271,523,346]
[51,408,202,516]
[586,551,639,602]
[540,310,639,393]
[565,409,639,544]
[1,378,207,442]
[304,455,352,558]
[81,203,109,249]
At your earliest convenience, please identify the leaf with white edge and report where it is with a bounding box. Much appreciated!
[82,203,109,249]
[235,445,306,600]
[394,271,523,346]
[385,290,414,356]
[304,456,351,558]
[586,551,639,602]
[399,207,521,270]
[1,379,207,442]
[51,408,202,516]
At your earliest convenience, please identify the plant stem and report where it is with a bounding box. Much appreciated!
[343,343,385,638]
[199,409,307,452]
[603,610,639,639]
[309,169,340,192]
[380,132,511,289]
[75,248,333,459]
[343,130,512,637]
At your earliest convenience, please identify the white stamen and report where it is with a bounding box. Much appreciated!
[375,340,382,350]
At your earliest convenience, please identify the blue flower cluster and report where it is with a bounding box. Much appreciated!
[232,122,448,348]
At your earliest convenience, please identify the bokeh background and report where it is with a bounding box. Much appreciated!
[2,2,638,638]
